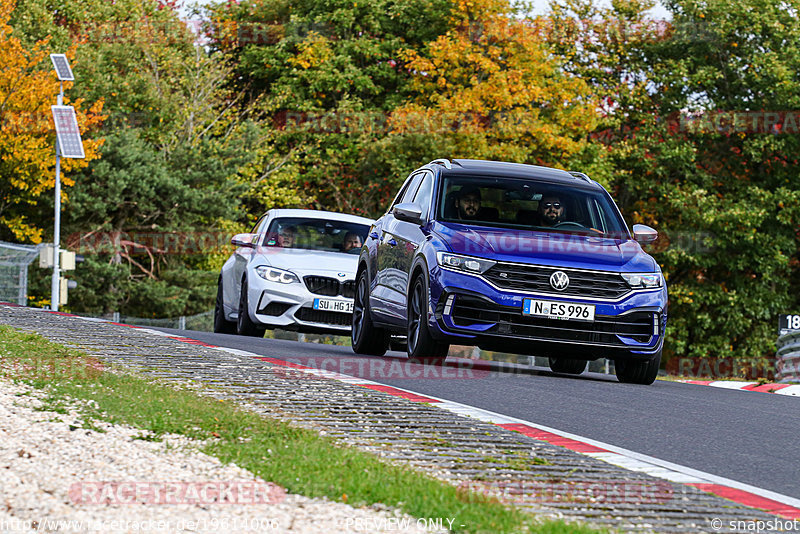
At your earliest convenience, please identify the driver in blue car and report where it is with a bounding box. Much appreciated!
[538,194,565,226]
[455,186,482,220]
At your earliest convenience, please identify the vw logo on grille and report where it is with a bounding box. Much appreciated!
[550,271,570,291]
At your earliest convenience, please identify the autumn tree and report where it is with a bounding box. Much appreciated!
[13,0,263,316]
[203,0,453,217]
[393,0,601,174]
[0,0,104,243]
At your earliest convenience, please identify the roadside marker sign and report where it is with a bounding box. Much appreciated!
[51,106,85,159]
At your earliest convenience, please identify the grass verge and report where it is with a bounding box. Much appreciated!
[0,325,604,534]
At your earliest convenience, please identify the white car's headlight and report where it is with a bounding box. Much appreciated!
[436,252,496,274]
[621,273,662,289]
[255,266,300,284]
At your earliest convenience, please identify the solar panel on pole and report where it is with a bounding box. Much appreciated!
[50,54,74,81]
[51,106,85,159]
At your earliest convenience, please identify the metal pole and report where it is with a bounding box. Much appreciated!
[50,82,63,311]
[18,266,26,306]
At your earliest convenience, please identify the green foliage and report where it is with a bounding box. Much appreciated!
[547,0,800,366]
[204,0,454,216]
[5,0,798,361]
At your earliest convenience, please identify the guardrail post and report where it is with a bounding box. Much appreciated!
[179,315,186,330]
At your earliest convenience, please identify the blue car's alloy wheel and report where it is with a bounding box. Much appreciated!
[351,271,389,356]
[407,276,449,363]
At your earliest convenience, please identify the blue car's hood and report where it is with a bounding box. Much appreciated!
[431,221,657,273]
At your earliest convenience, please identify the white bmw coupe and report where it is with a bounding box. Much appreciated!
[214,209,374,337]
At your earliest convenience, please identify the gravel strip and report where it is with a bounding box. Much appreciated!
[0,379,435,533]
[0,305,786,533]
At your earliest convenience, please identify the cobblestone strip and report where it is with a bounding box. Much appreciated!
[0,305,787,533]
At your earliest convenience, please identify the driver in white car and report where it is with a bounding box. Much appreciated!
[278,226,296,248]
[538,194,566,226]
[341,232,362,252]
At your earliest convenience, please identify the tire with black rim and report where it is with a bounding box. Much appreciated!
[407,274,449,364]
[548,357,587,375]
[237,278,266,337]
[213,277,237,334]
[351,269,389,355]
[615,350,661,385]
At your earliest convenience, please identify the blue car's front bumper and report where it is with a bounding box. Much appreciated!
[427,265,667,361]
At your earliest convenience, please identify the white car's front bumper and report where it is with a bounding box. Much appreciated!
[246,274,355,334]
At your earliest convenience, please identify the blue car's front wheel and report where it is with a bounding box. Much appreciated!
[615,350,661,385]
[407,275,449,364]
[352,270,389,356]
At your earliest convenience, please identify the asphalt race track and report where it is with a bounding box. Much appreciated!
[156,328,799,501]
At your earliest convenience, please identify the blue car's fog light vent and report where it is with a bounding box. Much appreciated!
[483,263,630,299]
[443,294,456,315]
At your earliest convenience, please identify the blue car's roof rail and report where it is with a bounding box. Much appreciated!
[568,171,592,183]
[429,159,452,170]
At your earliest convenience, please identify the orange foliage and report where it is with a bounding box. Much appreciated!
[0,0,105,243]
[392,0,599,164]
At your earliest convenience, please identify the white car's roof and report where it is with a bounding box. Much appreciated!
[267,209,374,225]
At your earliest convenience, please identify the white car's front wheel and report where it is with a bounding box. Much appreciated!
[237,278,266,338]
[213,277,237,334]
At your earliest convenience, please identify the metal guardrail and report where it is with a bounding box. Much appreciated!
[0,241,41,305]
[83,310,214,332]
[777,330,800,383]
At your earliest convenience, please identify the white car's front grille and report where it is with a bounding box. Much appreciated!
[303,276,354,298]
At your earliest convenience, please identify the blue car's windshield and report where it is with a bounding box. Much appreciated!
[436,175,629,237]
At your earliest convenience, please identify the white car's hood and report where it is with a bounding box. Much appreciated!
[255,248,359,278]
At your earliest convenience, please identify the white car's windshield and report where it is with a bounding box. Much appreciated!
[263,218,370,254]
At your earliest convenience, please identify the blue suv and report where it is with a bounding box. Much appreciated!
[352,159,667,385]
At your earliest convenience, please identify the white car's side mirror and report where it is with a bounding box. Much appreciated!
[231,233,258,248]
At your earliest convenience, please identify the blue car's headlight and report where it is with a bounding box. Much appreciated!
[255,266,300,284]
[621,272,662,289]
[436,252,496,274]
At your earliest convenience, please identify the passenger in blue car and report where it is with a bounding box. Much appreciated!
[538,194,566,227]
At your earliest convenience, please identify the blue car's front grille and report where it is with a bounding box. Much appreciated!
[449,296,654,346]
[483,263,630,299]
